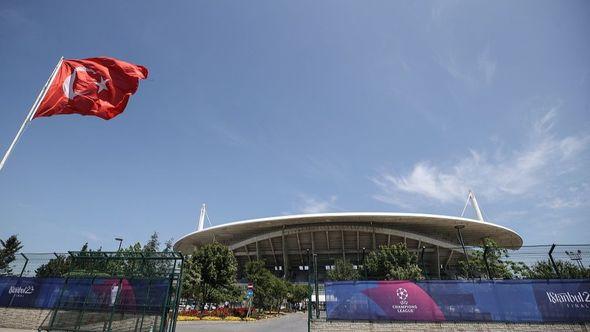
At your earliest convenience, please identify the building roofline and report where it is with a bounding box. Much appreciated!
[174,212,523,250]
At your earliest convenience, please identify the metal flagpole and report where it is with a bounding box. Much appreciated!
[0,56,64,172]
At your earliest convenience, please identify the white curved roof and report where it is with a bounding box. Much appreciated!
[174,212,523,252]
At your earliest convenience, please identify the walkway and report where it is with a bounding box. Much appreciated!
[176,312,307,332]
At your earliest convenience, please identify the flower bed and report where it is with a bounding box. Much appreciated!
[178,307,257,321]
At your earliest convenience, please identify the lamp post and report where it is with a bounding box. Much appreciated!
[115,238,123,251]
[420,246,426,278]
[313,253,319,319]
[455,225,470,278]
[306,249,311,331]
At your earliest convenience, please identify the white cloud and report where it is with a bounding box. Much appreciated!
[477,46,496,84]
[437,44,497,86]
[372,110,589,207]
[79,231,100,243]
[541,197,583,209]
[296,194,338,214]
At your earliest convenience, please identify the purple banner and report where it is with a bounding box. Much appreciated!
[326,280,590,323]
[0,277,169,313]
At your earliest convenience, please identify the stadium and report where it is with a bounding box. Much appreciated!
[174,196,523,282]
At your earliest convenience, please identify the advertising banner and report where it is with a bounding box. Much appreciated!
[0,277,169,313]
[325,280,590,323]
[0,277,64,308]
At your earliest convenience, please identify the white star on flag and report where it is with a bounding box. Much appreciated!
[94,76,109,93]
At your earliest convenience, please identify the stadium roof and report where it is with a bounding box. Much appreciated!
[174,212,523,253]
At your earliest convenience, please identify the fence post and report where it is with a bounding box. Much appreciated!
[19,253,28,277]
[307,249,311,332]
[171,253,184,332]
[549,244,561,279]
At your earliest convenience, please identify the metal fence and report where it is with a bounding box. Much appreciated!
[306,243,590,328]
[0,251,184,332]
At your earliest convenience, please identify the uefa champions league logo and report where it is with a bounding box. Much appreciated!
[392,287,417,313]
[396,287,409,301]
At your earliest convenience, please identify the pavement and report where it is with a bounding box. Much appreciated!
[0,312,308,332]
[176,312,307,332]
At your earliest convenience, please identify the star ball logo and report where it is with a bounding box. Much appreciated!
[396,288,409,302]
[392,287,417,313]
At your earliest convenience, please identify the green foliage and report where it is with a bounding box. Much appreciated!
[365,243,424,280]
[181,253,201,299]
[287,283,311,306]
[520,260,590,279]
[0,235,23,275]
[326,258,360,281]
[35,255,70,278]
[268,276,289,313]
[182,242,240,308]
[35,233,175,278]
[245,260,290,312]
[457,238,515,279]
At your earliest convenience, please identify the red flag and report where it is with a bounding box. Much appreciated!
[33,57,148,120]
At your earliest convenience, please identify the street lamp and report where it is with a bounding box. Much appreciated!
[313,253,319,319]
[455,225,470,278]
[306,249,311,329]
[115,238,123,251]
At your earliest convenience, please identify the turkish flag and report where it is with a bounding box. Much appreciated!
[33,57,148,120]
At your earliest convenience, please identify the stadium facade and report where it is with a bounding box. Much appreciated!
[174,208,523,282]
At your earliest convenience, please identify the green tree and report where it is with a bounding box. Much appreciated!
[365,243,423,280]
[244,259,291,312]
[521,260,590,279]
[268,277,289,313]
[0,235,23,275]
[36,233,175,278]
[181,252,201,300]
[244,260,275,310]
[184,242,239,309]
[35,255,70,277]
[287,283,310,310]
[326,258,360,281]
[457,238,515,279]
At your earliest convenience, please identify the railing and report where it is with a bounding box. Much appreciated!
[306,244,590,330]
[0,251,184,332]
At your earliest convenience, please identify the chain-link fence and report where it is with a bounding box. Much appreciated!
[0,251,184,332]
[306,243,590,328]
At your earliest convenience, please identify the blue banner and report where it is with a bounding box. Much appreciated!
[0,277,169,313]
[326,280,590,323]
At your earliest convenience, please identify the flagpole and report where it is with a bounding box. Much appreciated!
[0,57,64,172]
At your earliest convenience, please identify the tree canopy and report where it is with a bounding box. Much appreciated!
[182,242,240,308]
[244,260,291,312]
[518,260,590,279]
[35,232,174,278]
[0,235,23,275]
[457,238,515,279]
[365,243,424,280]
[326,258,360,281]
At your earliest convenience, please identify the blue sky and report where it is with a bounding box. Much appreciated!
[1,1,588,251]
